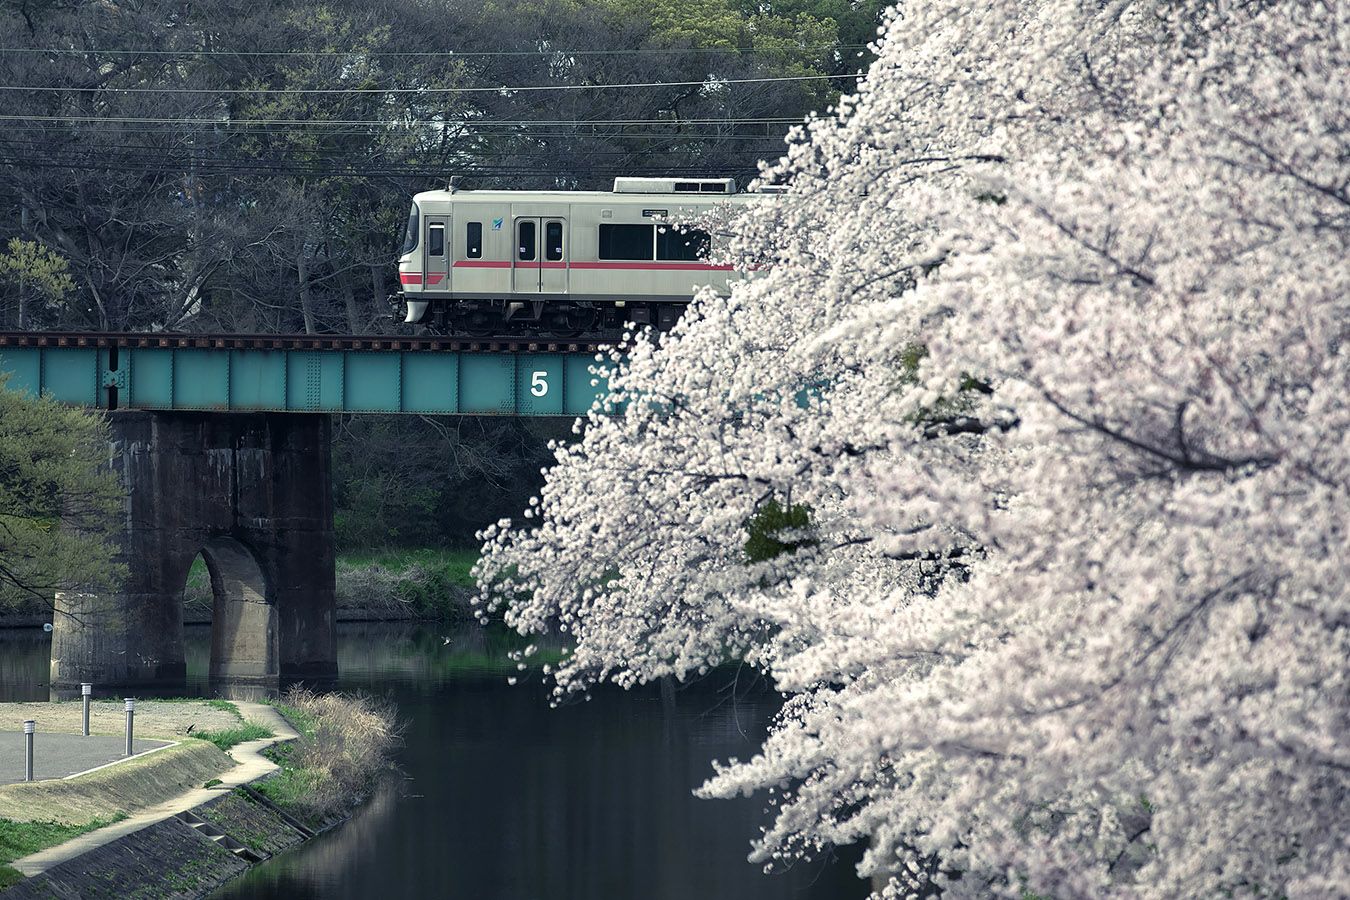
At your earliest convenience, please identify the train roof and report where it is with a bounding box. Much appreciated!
[411,176,753,204]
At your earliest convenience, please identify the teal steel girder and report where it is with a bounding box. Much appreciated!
[0,344,615,416]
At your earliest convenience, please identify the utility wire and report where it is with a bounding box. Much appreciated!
[0,153,776,177]
[0,115,804,127]
[0,71,854,95]
[0,45,872,58]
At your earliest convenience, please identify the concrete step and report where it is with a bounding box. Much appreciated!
[174,811,267,863]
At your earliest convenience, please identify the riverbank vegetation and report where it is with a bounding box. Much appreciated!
[192,722,274,753]
[336,550,478,622]
[259,689,403,831]
[0,691,401,891]
[332,417,575,552]
[0,817,122,889]
[0,739,232,890]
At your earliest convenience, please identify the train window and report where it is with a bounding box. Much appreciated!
[401,204,419,254]
[656,226,710,261]
[429,224,445,257]
[599,224,653,260]
[674,182,701,192]
[518,221,536,261]
[467,222,483,258]
[545,222,563,261]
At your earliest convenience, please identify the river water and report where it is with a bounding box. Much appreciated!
[0,623,865,900]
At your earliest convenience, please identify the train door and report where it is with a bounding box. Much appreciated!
[512,216,567,293]
[423,216,448,290]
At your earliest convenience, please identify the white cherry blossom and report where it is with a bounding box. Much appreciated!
[478,2,1350,897]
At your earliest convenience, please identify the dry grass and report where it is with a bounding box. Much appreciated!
[0,700,244,741]
[260,689,402,828]
[0,742,233,825]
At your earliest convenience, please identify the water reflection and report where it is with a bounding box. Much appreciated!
[220,776,404,897]
[0,628,51,702]
[1,623,865,900]
[214,668,863,900]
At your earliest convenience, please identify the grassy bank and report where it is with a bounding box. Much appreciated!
[0,740,235,889]
[0,818,122,889]
[0,692,400,890]
[258,688,403,831]
[336,548,479,621]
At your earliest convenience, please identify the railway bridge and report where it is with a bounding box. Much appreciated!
[0,330,617,698]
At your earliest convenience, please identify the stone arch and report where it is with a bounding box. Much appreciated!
[198,536,278,690]
[49,411,337,698]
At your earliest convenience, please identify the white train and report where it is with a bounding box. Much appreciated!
[397,177,751,334]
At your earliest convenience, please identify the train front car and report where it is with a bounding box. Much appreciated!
[395,178,747,337]
[397,198,433,326]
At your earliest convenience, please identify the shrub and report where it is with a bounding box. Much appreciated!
[260,688,403,828]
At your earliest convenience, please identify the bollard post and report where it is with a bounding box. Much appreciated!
[23,721,34,782]
[124,698,135,757]
[82,683,92,737]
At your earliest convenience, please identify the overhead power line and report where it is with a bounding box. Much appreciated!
[0,115,803,126]
[0,45,871,58]
[0,71,854,95]
[0,151,777,178]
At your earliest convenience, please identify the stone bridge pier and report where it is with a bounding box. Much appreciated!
[50,411,337,698]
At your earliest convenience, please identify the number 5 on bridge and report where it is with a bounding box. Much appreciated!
[517,357,564,415]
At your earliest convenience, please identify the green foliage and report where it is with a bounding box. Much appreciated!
[900,342,928,377]
[895,343,995,429]
[0,374,125,612]
[734,0,888,73]
[181,556,213,615]
[269,700,317,740]
[0,815,121,871]
[744,498,818,563]
[603,0,751,49]
[0,238,76,304]
[342,548,479,586]
[191,722,273,751]
[335,549,478,621]
[595,0,845,108]
[334,475,439,548]
[0,864,20,889]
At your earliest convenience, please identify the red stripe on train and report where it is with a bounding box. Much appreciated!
[449,261,732,271]
[571,262,733,271]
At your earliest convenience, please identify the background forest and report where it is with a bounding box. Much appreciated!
[0,0,880,546]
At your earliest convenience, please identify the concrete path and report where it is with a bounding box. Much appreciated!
[0,733,173,786]
[10,701,299,877]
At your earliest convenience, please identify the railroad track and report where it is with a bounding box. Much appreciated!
[0,330,623,355]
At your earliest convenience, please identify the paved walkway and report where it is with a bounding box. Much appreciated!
[9,702,299,877]
[0,732,173,786]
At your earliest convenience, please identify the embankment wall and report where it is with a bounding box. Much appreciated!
[3,791,306,900]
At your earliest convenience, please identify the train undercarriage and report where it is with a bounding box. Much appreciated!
[407,298,686,339]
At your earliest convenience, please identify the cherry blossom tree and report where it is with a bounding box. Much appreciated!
[478,1,1350,898]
